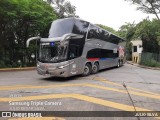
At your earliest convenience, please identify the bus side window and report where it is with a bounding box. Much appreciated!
[87,49,101,58]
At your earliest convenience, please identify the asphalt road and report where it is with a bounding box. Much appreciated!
[0,63,160,120]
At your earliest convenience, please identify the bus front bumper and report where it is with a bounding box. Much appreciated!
[37,65,70,77]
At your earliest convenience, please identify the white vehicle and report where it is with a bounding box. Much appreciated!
[26,17,125,77]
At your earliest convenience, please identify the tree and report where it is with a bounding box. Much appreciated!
[124,0,160,20]
[157,32,160,56]
[133,19,160,53]
[118,22,136,59]
[47,0,77,18]
[117,22,136,40]
[118,19,160,56]
[0,0,57,67]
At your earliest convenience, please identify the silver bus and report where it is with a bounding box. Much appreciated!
[26,17,125,77]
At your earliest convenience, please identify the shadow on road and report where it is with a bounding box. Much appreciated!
[39,66,122,82]
[39,75,82,82]
[99,66,118,72]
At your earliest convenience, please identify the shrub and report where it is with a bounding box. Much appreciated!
[140,59,160,68]
[0,60,5,68]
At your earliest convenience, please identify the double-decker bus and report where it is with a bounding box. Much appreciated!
[26,17,125,77]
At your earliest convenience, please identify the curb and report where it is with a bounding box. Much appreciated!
[127,61,160,70]
[0,67,36,72]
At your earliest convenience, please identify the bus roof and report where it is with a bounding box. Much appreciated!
[52,17,125,42]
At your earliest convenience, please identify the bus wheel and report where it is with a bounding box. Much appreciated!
[82,63,91,76]
[120,60,123,66]
[92,63,99,74]
[117,60,120,68]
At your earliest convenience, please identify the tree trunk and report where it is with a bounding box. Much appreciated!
[148,0,160,20]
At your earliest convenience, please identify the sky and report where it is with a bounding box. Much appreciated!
[68,0,155,30]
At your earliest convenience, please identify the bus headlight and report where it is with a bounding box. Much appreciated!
[58,65,65,69]
[58,64,69,69]
[57,61,74,69]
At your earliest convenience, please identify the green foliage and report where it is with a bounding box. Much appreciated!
[140,52,160,68]
[134,19,160,53]
[0,60,5,68]
[140,59,160,68]
[117,22,136,58]
[118,19,160,59]
[47,0,77,18]
[0,0,57,68]
[118,22,136,40]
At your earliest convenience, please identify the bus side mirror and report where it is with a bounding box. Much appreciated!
[61,33,84,42]
[26,36,41,48]
[70,34,84,39]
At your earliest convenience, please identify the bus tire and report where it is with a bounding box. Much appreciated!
[117,60,120,68]
[92,63,99,74]
[120,60,123,66]
[82,63,91,76]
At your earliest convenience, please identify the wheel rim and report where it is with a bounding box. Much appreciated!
[93,65,97,72]
[84,66,89,75]
[118,61,120,67]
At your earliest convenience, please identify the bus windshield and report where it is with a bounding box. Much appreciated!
[39,42,68,63]
[49,19,74,38]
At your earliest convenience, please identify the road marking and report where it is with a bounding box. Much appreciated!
[0,84,83,91]
[9,117,65,120]
[3,93,160,120]
[0,93,151,111]
[93,76,160,96]
[85,84,160,100]
[0,83,160,100]
[73,94,148,111]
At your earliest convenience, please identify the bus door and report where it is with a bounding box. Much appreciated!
[68,44,81,75]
